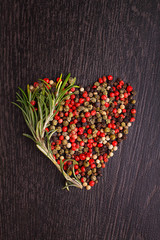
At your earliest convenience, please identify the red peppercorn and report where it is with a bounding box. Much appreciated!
[30,100,36,106]
[87,143,93,148]
[108,75,113,81]
[86,152,92,158]
[79,154,86,160]
[81,117,86,123]
[124,92,128,98]
[74,164,79,170]
[117,84,122,90]
[34,82,39,88]
[91,163,96,169]
[101,95,107,100]
[110,92,114,97]
[130,117,135,122]
[81,177,85,183]
[86,97,90,102]
[131,109,136,114]
[87,129,92,134]
[113,108,117,114]
[119,80,124,85]
[71,87,75,92]
[89,159,94,164]
[82,91,88,98]
[101,163,105,168]
[75,156,80,161]
[75,102,80,107]
[98,143,103,148]
[75,170,79,175]
[91,110,96,116]
[62,126,68,132]
[80,141,84,146]
[105,102,109,108]
[78,127,84,132]
[108,123,112,128]
[102,76,107,82]
[70,94,75,99]
[81,166,85,172]
[44,78,50,83]
[99,78,103,84]
[79,98,84,104]
[112,141,117,146]
[85,112,91,118]
[55,115,60,120]
[115,129,119,134]
[89,181,95,187]
[127,85,133,92]
[58,119,63,124]
[88,139,94,143]
[114,91,119,96]
[59,135,64,140]
[100,132,105,137]
[97,131,100,136]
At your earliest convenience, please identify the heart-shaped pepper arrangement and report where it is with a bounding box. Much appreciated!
[13,74,136,190]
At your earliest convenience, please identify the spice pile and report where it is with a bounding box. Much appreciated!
[30,75,136,190]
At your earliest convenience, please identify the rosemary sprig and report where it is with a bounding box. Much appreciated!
[13,74,82,190]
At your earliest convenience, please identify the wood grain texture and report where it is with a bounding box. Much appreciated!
[1,0,160,239]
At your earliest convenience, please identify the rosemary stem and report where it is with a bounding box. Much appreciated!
[36,143,83,189]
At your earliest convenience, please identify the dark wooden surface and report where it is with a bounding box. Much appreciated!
[1,0,160,239]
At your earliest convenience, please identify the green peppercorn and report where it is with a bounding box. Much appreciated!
[64,106,70,112]
[110,134,116,140]
[97,163,102,168]
[110,129,115,134]
[88,105,93,110]
[91,97,96,103]
[88,134,93,139]
[91,175,97,181]
[131,99,136,104]
[62,139,67,145]
[92,168,97,173]
[88,92,93,97]
[94,81,100,86]
[95,147,99,152]
[124,129,128,134]
[84,102,89,106]
[103,115,107,120]
[70,124,76,130]
[52,149,57,154]
[97,86,101,91]
[67,170,72,176]
[87,170,92,176]
[121,122,126,127]
[52,120,57,125]
[84,161,89,167]
[69,112,73,118]
[50,125,55,131]
[102,83,107,87]
[84,147,89,152]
